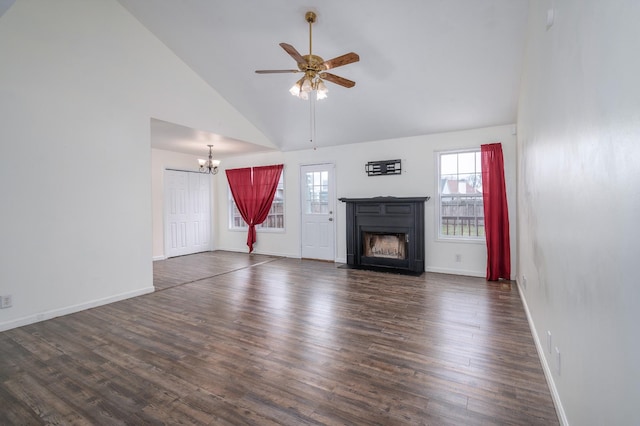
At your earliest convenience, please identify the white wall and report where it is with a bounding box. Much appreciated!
[0,0,269,331]
[215,125,516,278]
[517,0,640,424]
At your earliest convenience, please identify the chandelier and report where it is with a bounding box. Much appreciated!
[198,144,220,175]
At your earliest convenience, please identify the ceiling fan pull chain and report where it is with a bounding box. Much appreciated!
[313,95,317,150]
[310,94,317,150]
[309,95,313,145]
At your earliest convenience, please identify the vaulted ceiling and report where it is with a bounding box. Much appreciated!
[118,0,529,156]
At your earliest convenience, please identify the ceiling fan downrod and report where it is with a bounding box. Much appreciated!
[306,11,316,57]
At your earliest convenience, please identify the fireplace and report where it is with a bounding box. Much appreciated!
[339,196,429,275]
[363,232,407,259]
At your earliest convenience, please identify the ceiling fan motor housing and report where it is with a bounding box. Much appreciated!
[300,55,325,72]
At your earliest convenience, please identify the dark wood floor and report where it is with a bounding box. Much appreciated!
[0,251,559,425]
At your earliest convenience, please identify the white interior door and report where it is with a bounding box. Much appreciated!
[189,172,211,252]
[165,170,211,258]
[300,163,335,261]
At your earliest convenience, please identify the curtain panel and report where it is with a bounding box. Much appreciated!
[226,164,284,252]
[225,166,253,236]
[481,143,511,281]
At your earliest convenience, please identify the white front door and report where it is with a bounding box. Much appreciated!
[165,170,211,258]
[300,163,335,261]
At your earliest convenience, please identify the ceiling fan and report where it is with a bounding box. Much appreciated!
[255,11,359,100]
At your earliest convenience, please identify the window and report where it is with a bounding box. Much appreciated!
[438,149,484,239]
[229,170,284,230]
[303,170,329,214]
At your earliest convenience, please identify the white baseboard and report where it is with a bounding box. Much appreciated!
[516,279,568,426]
[156,248,343,264]
[0,286,155,332]
[425,266,485,278]
[215,246,299,259]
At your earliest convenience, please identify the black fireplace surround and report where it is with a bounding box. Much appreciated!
[339,196,430,275]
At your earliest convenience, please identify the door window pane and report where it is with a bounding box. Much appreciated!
[304,171,329,214]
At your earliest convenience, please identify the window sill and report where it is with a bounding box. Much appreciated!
[436,236,485,245]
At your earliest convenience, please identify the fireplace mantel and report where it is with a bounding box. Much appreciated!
[339,196,429,275]
[338,196,429,204]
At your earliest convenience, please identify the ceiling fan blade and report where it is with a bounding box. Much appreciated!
[255,69,300,74]
[279,43,306,66]
[321,52,360,70]
[319,72,356,88]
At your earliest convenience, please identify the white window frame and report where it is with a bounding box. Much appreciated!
[228,169,285,232]
[436,148,485,242]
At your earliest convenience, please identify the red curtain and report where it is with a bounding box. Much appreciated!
[226,164,283,253]
[248,165,283,251]
[226,166,253,229]
[481,143,511,281]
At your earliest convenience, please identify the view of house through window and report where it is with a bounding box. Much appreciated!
[438,149,484,239]
[229,171,284,230]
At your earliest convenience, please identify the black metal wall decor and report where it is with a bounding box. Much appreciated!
[365,159,402,176]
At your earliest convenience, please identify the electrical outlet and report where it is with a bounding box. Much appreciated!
[522,275,527,289]
[555,347,561,375]
[547,331,552,354]
[0,295,12,309]
[455,254,462,262]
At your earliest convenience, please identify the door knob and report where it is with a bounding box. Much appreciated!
[328,218,333,221]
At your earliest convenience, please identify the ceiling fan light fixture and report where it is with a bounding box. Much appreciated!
[316,79,328,100]
[289,78,303,96]
[301,77,313,93]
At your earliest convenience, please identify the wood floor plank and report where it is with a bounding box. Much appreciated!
[0,251,559,425]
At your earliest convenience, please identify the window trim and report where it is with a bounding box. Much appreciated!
[436,148,485,243]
